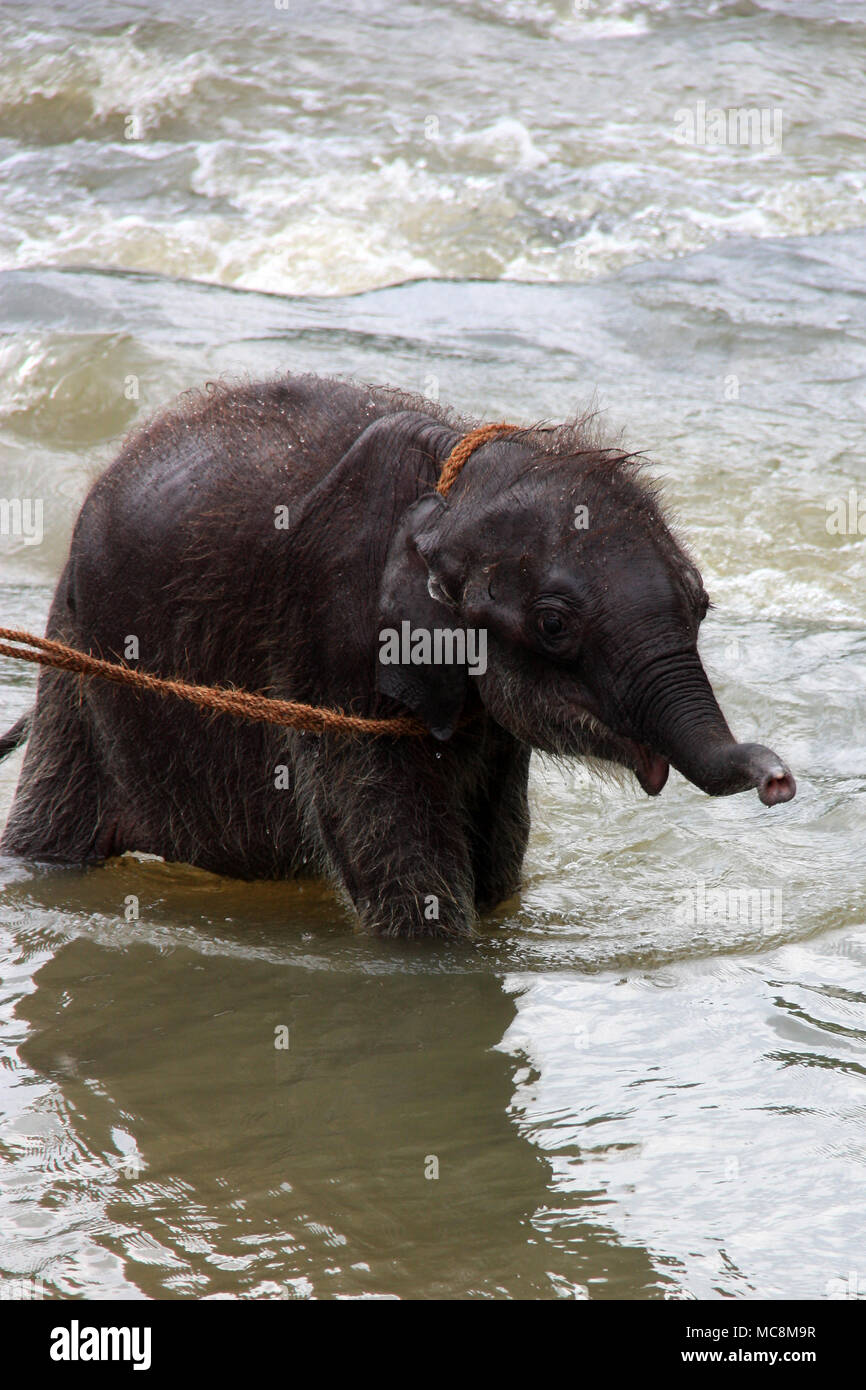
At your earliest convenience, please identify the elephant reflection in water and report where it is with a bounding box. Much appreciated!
[16,895,662,1299]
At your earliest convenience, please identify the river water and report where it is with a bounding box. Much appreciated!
[0,0,864,1301]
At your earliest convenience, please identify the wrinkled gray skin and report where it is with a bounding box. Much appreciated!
[0,375,795,939]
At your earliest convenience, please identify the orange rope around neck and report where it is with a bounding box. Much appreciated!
[436,422,520,495]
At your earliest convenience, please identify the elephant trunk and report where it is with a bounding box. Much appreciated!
[621,649,796,806]
[680,738,796,805]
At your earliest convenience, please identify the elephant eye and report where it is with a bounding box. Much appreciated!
[538,611,565,638]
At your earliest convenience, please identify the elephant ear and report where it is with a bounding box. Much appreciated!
[376,493,470,741]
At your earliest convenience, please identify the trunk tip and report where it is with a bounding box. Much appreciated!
[757,765,796,806]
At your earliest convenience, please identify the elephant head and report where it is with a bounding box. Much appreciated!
[376,428,796,807]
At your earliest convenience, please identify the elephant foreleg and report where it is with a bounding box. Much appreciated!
[298,739,477,940]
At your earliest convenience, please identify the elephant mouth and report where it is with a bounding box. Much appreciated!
[570,697,670,796]
[624,738,670,796]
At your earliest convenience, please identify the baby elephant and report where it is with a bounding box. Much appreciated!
[0,375,795,938]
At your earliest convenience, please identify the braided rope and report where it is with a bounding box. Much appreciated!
[435,421,520,495]
[0,628,427,738]
[0,421,518,739]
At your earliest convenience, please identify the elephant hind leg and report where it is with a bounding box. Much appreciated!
[1,670,108,864]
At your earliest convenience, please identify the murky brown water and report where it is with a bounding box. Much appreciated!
[1,0,865,1300]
